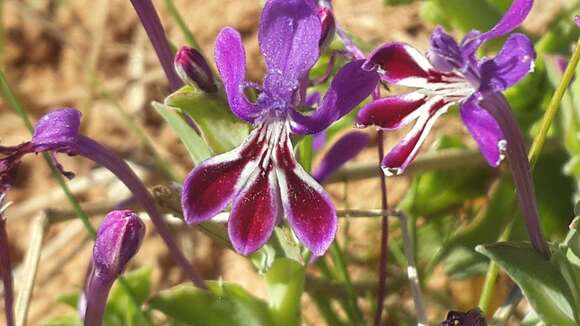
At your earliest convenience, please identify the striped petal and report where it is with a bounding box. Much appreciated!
[382,100,452,176]
[228,162,280,255]
[363,43,433,88]
[275,131,337,256]
[356,92,429,130]
[181,127,266,223]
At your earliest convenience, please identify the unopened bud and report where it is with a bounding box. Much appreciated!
[317,6,336,50]
[174,46,218,93]
[92,210,145,281]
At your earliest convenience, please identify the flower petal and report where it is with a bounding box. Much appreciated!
[363,43,433,87]
[290,60,379,134]
[215,27,261,123]
[32,108,81,151]
[228,163,280,255]
[382,100,451,176]
[427,26,464,71]
[479,33,535,93]
[356,92,429,130]
[460,98,506,167]
[259,0,320,89]
[312,131,370,183]
[480,0,533,42]
[181,127,266,223]
[275,132,337,255]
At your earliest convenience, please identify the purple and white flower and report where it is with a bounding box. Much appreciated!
[356,0,535,176]
[181,0,378,256]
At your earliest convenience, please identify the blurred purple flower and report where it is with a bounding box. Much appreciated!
[83,210,145,326]
[356,0,535,176]
[174,46,218,93]
[0,108,206,287]
[181,0,378,256]
[575,15,580,27]
[312,131,370,183]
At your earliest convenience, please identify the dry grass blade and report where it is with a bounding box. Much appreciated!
[14,213,48,326]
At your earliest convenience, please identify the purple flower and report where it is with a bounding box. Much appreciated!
[181,0,378,256]
[83,210,145,326]
[312,131,370,183]
[317,5,336,50]
[0,108,206,287]
[575,15,580,27]
[440,309,487,326]
[356,0,535,175]
[174,46,218,93]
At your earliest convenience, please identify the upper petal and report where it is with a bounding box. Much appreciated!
[181,127,266,223]
[312,131,370,183]
[363,43,433,87]
[382,100,451,176]
[215,27,261,123]
[228,162,280,255]
[478,33,535,93]
[480,0,534,42]
[460,98,506,167]
[32,108,81,151]
[290,60,379,134]
[259,0,320,89]
[274,131,337,256]
[356,92,429,130]
[427,27,464,71]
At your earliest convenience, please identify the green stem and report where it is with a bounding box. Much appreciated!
[478,38,580,313]
[478,218,514,312]
[0,71,97,238]
[330,241,364,324]
[528,40,580,168]
[298,136,313,173]
[163,0,201,50]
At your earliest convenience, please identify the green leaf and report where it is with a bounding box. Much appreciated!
[150,282,273,326]
[107,267,153,326]
[477,242,577,325]
[384,0,415,5]
[153,101,212,165]
[265,258,305,326]
[166,86,250,154]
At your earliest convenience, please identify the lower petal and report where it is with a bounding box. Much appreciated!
[460,98,506,167]
[181,128,265,223]
[275,135,337,256]
[228,163,280,255]
[382,101,451,176]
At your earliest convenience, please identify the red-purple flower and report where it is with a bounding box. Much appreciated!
[356,0,535,175]
[181,0,378,256]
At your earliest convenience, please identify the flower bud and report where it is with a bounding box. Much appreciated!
[92,210,145,281]
[317,6,336,50]
[174,46,218,93]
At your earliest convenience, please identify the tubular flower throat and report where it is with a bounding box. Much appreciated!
[181,0,378,256]
[356,0,535,176]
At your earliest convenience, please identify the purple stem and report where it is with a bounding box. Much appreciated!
[75,136,207,288]
[481,93,550,259]
[83,269,113,326]
[373,90,389,325]
[129,0,201,135]
[0,215,14,326]
[129,0,183,91]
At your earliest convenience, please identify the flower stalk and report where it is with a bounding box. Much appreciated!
[0,195,14,326]
[129,0,183,91]
[480,94,550,258]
